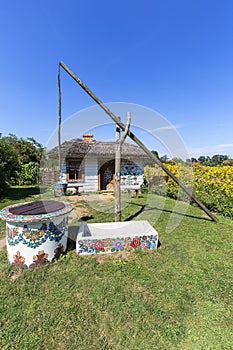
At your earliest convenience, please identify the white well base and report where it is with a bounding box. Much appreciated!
[6,216,68,268]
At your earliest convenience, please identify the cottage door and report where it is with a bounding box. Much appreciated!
[100,160,115,190]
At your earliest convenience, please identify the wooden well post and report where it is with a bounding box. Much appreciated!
[58,61,218,223]
[115,113,131,222]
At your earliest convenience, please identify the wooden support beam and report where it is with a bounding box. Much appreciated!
[59,61,218,223]
[115,120,121,222]
[58,65,62,177]
[115,112,131,222]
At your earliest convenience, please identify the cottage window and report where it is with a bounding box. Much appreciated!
[66,159,84,181]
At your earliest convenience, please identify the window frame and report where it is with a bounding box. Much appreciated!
[66,158,85,182]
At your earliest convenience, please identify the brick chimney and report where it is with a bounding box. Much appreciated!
[83,134,94,142]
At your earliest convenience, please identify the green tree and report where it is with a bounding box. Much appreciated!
[160,154,169,162]
[0,133,44,187]
[0,136,20,183]
[211,154,229,165]
[15,162,39,185]
[145,150,160,166]
[172,157,185,164]
[198,156,207,164]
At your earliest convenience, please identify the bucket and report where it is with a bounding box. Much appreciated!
[54,183,67,197]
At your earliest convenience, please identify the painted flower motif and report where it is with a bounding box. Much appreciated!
[149,242,157,249]
[112,240,124,250]
[106,238,113,245]
[124,237,130,243]
[85,240,93,248]
[124,243,131,251]
[140,241,148,249]
[32,250,49,265]
[143,235,147,240]
[130,238,141,248]
[7,229,13,238]
[13,226,18,234]
[24,231,30,238]
[94,240,105,251]
[31,234,38,241]
[87,247,95,253]
[13,251,26,266]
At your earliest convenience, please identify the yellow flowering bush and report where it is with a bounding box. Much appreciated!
[144,163,233,217]
[144,163,194,200]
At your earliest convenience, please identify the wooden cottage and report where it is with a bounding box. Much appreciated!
[45,134,148,192]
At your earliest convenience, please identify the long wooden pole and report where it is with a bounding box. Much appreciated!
[115,120,121,222]
[59,61,218,222]
[115,112,131,222]
[58,65,62,178]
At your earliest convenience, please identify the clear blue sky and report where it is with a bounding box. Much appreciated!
[1,0,233,159]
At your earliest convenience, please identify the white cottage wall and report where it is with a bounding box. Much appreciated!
[62,157,145,193]
[60,160,67,183]
[84,158,99,191]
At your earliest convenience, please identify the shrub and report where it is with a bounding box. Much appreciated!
[144,163,233,218]
[15,162,39,185]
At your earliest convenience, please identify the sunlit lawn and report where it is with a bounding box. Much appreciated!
[0,186,232,349]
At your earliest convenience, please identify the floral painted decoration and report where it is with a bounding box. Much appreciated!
[7,219,66,248]
[10,244,65,268]
[31,250,49,266]
[77,234,158,255]
[13,251,27,268]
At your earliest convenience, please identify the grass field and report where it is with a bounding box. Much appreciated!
[0,186,232,349]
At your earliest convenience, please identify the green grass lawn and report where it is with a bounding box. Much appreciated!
[0,187,232,349]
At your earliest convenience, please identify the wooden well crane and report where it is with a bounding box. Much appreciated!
[57,61,218,223]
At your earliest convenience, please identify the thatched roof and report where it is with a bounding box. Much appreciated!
[47,138,148,159]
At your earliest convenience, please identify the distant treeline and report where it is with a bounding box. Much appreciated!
[150,151,232,166]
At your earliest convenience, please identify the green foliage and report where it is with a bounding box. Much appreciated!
[0,137,19,187]
[197,154,229,166]
[66,190,74,196]
[0,134,44,186]
[15,162,39,185]
[160,154,169,162]
[144,163,233,218]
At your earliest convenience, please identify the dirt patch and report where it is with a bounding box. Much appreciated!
[67,192,114,203]
[82,193,114,202]
[10,269,23,281]
[0,237,5,251]
[67,193,114,220]
[94,250,131,264]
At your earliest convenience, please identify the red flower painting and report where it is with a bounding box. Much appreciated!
[130,238,141,248]
[94,240,105,251]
